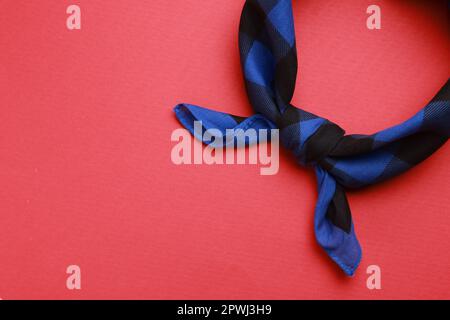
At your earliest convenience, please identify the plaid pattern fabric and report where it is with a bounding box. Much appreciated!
[174,0,450,276]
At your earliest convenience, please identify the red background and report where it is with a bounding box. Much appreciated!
[0,0,449,299]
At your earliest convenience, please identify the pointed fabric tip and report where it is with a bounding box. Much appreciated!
[314,166,362,276]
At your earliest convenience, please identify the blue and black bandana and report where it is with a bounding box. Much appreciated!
[174,0,449,276]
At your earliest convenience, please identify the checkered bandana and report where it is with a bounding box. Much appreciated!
[174,0,450,275]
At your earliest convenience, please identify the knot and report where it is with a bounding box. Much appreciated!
[302,122,345,166]
[277,106,345,166]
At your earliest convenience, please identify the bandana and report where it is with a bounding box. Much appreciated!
[173,0,449,276]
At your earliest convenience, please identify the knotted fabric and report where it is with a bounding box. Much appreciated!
[173,0,450,276]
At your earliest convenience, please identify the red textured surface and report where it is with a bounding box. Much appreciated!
[0,0,449,299]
